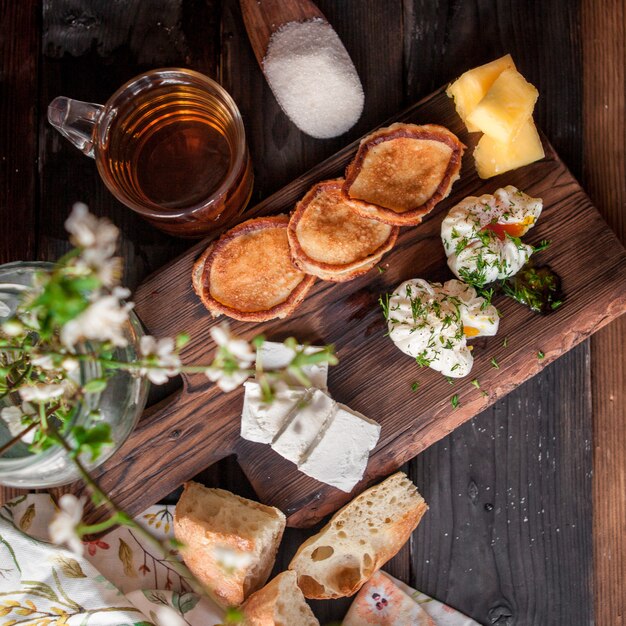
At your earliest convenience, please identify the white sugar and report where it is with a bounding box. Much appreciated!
[263,19,364,139]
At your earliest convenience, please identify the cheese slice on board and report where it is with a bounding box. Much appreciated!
[298,403,381,492]
[271,389,335,465]
[240,381,307,444]
[256,341,329,390]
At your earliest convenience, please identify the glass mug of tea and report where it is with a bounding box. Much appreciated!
[48,68,253,237]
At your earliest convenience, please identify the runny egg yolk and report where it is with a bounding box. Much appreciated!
[482,215,535,240]
[463,326,480,337]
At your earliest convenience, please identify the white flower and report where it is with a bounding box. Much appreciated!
[1,402,36,443]
[31,353,56,370]
[49,494,85,555]
[61,287,132,349]
[139,335,182,385]
[210,322,255,365]
[66,203,122,287]
[213,544,253,573]
[19,383,66,403]
[1,319,23,337]
[205,366,249,392]
[62,357,79,372]
[65,203,118,256]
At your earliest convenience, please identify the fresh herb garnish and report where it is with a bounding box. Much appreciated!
[502,336,508,348]
[471,378,480,389]
[377,265,386,274]
[501,264,563,314]
[415,350,431,368]
[379,293,391,320]
[451,394,460,409]
[533,239,551,253]
[490,357,500,369]
[411,381,420,392]
[537,350,545,359]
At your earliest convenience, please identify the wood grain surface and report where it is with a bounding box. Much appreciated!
[1,1,624,624]
[239,0,326,66]
[582,1,626,625]
[75,86,626,535]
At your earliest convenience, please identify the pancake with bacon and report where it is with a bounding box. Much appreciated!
[288,180,399,282]
[343,123,465,226]
[195,216,316,322]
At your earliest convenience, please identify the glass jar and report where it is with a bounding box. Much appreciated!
[0,261,149,488]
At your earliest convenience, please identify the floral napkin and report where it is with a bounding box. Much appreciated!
[0,494,477,626]
[343,571,479,626]
[0,494,223,625]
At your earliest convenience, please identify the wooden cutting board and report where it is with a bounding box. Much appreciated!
[81,86,626,528]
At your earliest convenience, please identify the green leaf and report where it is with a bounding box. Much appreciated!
[71,423,113,461]
[142,590,168,606]
[251,334,265,349]
[83,378,108,393]
[224,607,244,624]
[175,592,200,614]
[451,394,460,409]
[175,333,190,349]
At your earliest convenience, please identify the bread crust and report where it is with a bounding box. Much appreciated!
[196,215,316,322]
[174,482,286,608]
[241,571,319,626]
[288,472,429,599]
[288,179,399,282]
[343,123,465,226]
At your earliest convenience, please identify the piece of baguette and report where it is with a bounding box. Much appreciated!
[288,472,428,599]
[241,571,319,626]
[174,481,286,607]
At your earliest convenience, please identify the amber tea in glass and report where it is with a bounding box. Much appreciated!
[48,69,253,237]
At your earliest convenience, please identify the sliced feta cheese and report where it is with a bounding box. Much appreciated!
[240,381,306,444]
[298,403,381,492]
[386,278,499,378]
[255,341,328,389]
[441,186,543,286]
[271,389,335,465]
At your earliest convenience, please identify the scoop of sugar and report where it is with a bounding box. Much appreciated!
[263,18,365,139]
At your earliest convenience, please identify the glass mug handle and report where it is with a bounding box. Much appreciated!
[48,97,104,158]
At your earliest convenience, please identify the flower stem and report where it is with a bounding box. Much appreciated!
[47,422,211,600]
[0,422,37,455]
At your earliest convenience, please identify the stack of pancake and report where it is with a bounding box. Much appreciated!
[193,123,465,322]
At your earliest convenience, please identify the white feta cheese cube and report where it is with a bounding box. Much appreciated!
[298,404,381,492]
[240,380,305,444]
[271,389,335,465]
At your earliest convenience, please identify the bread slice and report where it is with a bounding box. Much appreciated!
[288,472,428,599]
[174,481,286,607]
[343,123,465,226]
[241,571,319,626]
[194,215,316,322]
[288,179,399,282]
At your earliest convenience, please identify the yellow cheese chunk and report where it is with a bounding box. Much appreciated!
[467,69,539,142]
[446,54,517,132]
[474,118,545,179]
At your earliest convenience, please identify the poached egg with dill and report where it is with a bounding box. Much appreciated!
[441,186,543,287]
[385,278,499,378]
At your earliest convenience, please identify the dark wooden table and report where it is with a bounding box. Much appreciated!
[1,1,624,624]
